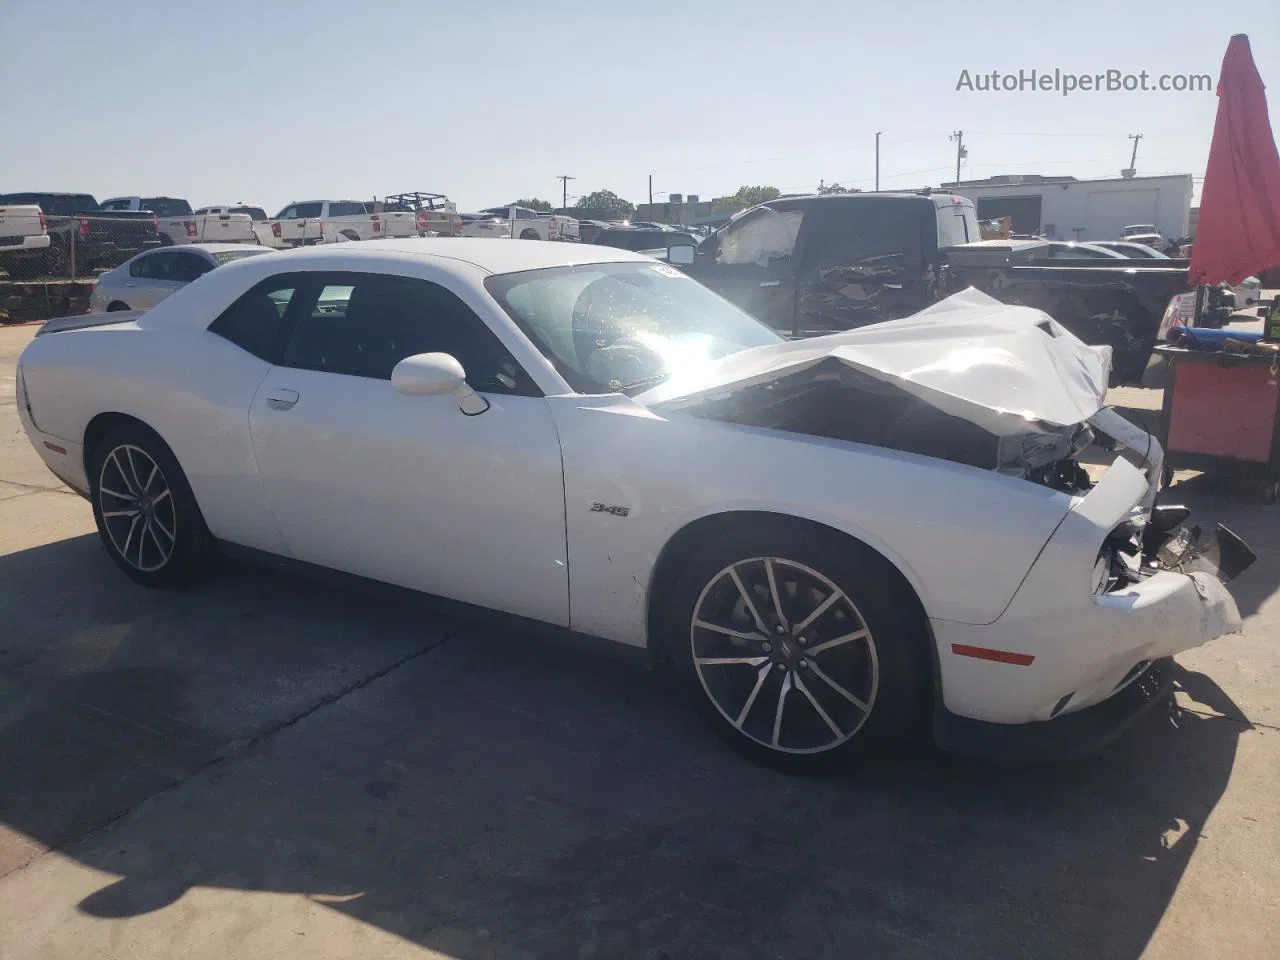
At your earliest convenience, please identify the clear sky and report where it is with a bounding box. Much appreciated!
[2,0,1276,213]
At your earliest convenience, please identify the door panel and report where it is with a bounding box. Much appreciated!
[248,372,569,625]
[137,278,182,309]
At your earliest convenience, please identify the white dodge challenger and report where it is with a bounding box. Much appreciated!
[16,238,1251,771]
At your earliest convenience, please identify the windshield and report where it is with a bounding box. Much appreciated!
[485,261,781,395]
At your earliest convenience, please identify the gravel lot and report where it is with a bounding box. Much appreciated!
[1,322,1278,960]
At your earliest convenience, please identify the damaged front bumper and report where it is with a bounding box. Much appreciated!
[930,444,1253,759]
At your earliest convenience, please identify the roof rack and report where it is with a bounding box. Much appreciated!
[382,192,451,211]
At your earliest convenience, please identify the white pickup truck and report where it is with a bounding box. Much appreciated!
[193,204,277,246]
[100,196,263,246]
[266,200,420,248]
[380,193,462,236]
[0,203,52,279]
[477,206,579,240]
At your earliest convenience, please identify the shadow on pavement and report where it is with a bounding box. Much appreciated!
[0,534,1253,960]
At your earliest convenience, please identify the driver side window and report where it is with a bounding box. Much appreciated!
[280,273,539,396]
[717,207,804,266]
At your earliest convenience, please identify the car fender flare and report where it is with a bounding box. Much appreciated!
[644,503,931,645]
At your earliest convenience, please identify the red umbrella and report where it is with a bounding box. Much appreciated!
[1189,34,1280,286]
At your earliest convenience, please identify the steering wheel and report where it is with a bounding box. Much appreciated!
[571,279,661,387]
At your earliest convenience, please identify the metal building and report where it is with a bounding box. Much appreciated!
[940,173,1193,241]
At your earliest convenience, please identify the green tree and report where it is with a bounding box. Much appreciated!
[574,189,635,220]
[713,185,782,212]
[817,182,859,194]
[509,198,553,212]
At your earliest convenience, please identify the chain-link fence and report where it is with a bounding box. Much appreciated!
[0,213,169,282]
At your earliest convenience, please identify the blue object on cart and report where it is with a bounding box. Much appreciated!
[1172,327,1264,350]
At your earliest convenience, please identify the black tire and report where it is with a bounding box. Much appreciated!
[657,520,931,774]
[341,229,361,242]
[157,233,175,247]
[88,422,219,588]
[519,229,540,240]
[106,301,131,312]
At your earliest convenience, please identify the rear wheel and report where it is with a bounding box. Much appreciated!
[658,522,931,773]
[89,422,219,587]
[520,229,540,240]
[106,301,130,312]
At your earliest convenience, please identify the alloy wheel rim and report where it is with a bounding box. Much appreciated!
[690,557,879,755]
[98,444,176,573]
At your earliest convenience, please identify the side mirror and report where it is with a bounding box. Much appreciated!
[666,242,696,265]
[391,353,489,415]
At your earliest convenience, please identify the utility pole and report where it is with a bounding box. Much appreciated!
[1127,133,1143,176]
[556,175,575,212]
[875,131,881,191]
[949,130,966,186]
[648,174,653,219]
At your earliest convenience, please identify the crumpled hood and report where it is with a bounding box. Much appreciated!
[642,288,1113,436]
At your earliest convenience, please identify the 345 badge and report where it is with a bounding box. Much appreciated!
[590,502,630,517]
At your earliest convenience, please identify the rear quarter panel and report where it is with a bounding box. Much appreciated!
[550,396,1073,647]
[19,320,287,555]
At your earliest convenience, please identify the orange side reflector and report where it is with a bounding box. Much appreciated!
[951,643,1035,666]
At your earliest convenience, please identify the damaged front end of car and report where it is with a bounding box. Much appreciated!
[643,289,1253,752]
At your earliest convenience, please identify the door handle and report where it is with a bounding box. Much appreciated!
[759,280,782,288]
[266,388,299,410]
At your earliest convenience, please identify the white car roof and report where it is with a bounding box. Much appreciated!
[266,237,653,274]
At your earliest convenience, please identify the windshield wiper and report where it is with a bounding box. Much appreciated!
[616,373,671,395]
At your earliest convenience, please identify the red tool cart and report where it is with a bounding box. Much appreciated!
[1155,340,1280,501]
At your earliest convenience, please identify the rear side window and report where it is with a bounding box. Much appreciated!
[208,278,297,362]
[100,198,135,211]
[172,252,213,282]
[327,202,366,217]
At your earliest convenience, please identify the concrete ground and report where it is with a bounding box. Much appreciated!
[1,323,1277,960]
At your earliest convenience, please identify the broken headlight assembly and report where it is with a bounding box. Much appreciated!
[1095,505,1257,595]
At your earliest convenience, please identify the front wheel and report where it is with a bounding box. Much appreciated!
[658,522,931,773]
[89,423,219,587]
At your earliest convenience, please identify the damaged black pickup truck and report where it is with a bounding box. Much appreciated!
[680,192,1196,383]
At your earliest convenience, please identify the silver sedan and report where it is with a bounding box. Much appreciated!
[89,243,275,312]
